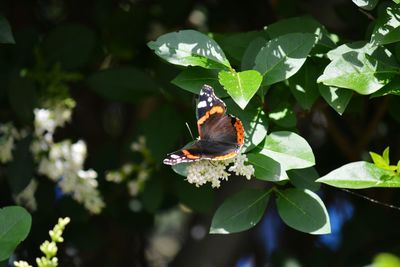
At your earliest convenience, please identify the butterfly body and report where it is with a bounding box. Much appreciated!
[163,85,244,165]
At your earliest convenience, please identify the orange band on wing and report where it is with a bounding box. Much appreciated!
[182,149,201,159]
[234,118,245,146]
[197,106,225,126]
[212,151,238,160]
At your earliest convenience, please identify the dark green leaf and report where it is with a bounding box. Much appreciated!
[247,153,287,181]
[241,37,267,71]
[148,30,230,69]
[288,63,320,110]
[210,189,270,234]
[276,188,330,234]
[287,167,320,191]
[214,31,267,62]
[352,0,379,10]
[43,24,96,69]
[172,162,191,177]
[254,33,317,86]
[87,67,159,103]
[225,99,268,152]
[218,70,262,109]
[0,16,15,44]
[172,67,228,97]
[0,206,32,261]
[371,5,400,45]
[318,84,352,115]
[7,74,37,123]
[258,131,315,170]
[317,161,400,188]
[7,136,34,194]
[268,103,297,128]
[265,16,335,49]
[371,77,400,98]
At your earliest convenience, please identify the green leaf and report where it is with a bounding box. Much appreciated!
[225,99,268,152]
[352,0,379,10]
[318,42,399,95]
[43,24,96,69]
[241,37,267,71]
[247,153,287,181]
[288,63,320,110]
[218,70,262,109]
[7,136,34,194]
[371,76,400,98]
[382,147,390,165]
[318,84,352,115]
[0,16,15,44]
[86,67,159,103]
[214,31,267,62]
[268,103,297,128]
[369,151,389,169]
[172,162,191,177]
[316,161,399,188]
[210,189,270,234]
[0,206,32,261]
[373,253,400,267]
[397,160,400,172]
[254,33,317,86]
[172,67,228,97]
[258,131,315,170]
[371,5,400,45]
[287,167,320,191]
[265,16,335,49]
[276,188,331,234]
[148,30,231,69]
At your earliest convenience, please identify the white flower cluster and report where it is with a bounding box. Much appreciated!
[186,153,254,188]
[32,102,104,214]
[0,123,20,163]
[38,140,105,214]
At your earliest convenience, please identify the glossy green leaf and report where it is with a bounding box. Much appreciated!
[287,167,320,191]
[172,162,191,177]
[371,5,400,45]
[0,206,32,261]
[369,152,389,169]
[247,153,287,181]
[276,188,331,234]
[352,0,379,10]
[254,33,317,86]
[43,24,96,69]
[225,99,268,152]
[148,30,230,69]
[0,16,15,44]
[172,67,228,97]
[318,42,399,95]
[288,63,320,110]
[265,16,335,49]
[268,103,297,128]
[87,67,159,103]
[317,161,400,188]
[218,70,262,109]
[383,147,390,165]
[258,131,315,170]
[210,189,270,234]
[318,84,352,115]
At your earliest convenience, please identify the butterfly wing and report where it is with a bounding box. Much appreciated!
[163,140,241,165]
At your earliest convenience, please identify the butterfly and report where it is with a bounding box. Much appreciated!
[163,84,244,165]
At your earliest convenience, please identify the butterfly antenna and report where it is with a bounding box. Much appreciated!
[185,122,195,140]
[340,188,400,211]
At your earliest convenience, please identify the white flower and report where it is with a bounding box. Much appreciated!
[0,123,20,163]
[131,136,146,152]
[14,179,38,211]
[127,180,139,196]
[186,153,254,188]
[106,171,124,183]
[34,109,56,136]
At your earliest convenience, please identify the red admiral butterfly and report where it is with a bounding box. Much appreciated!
[163,84,244,165]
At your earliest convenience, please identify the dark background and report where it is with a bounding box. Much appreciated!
[1,0,400,266]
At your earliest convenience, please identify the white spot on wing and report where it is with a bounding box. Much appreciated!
[197,101,207,108]
[207,97,212,102]
[170,154,181,159]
